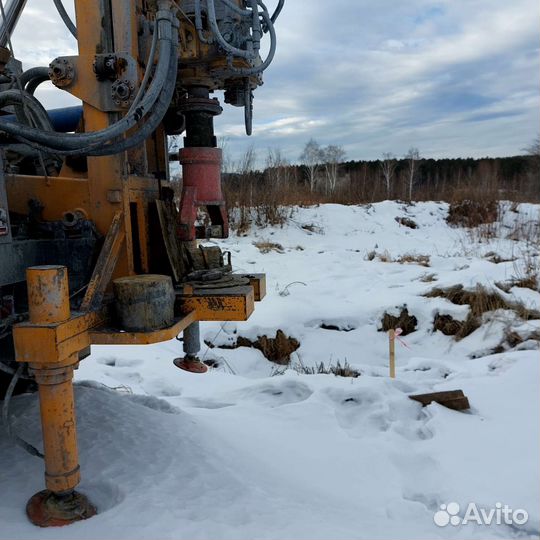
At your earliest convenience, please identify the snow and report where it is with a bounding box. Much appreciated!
[1,201,539,539]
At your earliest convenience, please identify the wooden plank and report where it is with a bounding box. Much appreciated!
[80,211,125,312]
[155,199,186,282]
[409,390,470,410]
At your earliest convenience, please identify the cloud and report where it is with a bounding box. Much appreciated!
[6,0,539,166]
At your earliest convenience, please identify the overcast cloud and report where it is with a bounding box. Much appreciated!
[8,0,540,166]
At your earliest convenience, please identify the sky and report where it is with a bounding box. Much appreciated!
[7,0,540,167]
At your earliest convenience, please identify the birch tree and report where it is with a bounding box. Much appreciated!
[405,147,420,201]
[321,145,346,194]
[380,152,397,199]
[299,139,322,192]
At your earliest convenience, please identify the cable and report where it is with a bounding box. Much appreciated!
[0,2,176,151]
[0,90,54,131]
[131,17,160,111]
[52,0,77,38]
[17,67,49,93]
[0,0,50,176]
[207,0,257,60]
[270,0,283,23]
[216,0,252,17]
[2,365,44,459]
[226,6,276,76]
[14,25,179,157]
[193,0,212,44]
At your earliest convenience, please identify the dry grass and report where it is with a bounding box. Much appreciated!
[235,330,300,365]
[366,250,430,267]
[419,273,438,282]
[253,240,285,254]
[446,200,499,228]
[294,359,361,378]
[396,253,431,267]
[427,284,540,340]
[380,307,418,336]
[395,216,418,229]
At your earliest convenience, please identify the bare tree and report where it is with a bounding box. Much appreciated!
[217,135,231,173]
[321,145,346,194]
[524,135,540,173]
[266,147,290,189]
[380,152,397,199]
[405,147,420,201]
[299,138,322,192]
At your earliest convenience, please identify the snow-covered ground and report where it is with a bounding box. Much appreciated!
[1,201,539,539]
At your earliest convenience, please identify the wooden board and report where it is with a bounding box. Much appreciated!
[409,390,470,411]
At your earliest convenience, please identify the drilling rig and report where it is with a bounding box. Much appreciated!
[0,0,282,526]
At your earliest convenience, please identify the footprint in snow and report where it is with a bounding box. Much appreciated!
[232,380,313,407]
[97,357,144,368]
[324,387,434,441]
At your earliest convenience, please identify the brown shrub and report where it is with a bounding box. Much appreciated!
[425,284,540,320]
[237,330,300,365]
[446,200,499,228]
[380,307,418,336]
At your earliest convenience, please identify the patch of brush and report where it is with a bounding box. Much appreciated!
[206,329,300,365]
[433,313,480,340]
[395,216,418,229]
[469,328,540,358]
[483,251,516,264]
[446,200,499,228]
[380,307,418,336]
[428,284,540,341]
[253,241,285,254]
[496,275,538,293]
[294,359,361,378]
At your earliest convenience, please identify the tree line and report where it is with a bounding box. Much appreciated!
[222,137,539,209]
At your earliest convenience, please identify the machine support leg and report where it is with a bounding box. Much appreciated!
[183,322,201,356]
[34,362,81,493]
[174,322,208,373]
[23,266,96,527]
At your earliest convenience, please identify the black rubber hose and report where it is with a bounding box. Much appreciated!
[0,90,54,131]
[14,27,179,157]
[18,66,49,91]
[52,0,77,38]
[0,7,175,150]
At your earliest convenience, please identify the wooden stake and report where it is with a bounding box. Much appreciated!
[389,329,396,378]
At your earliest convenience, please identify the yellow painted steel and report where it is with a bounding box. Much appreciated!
[90,311,198,345]
[7,0,267,521]
[23,266,82,494]
[180,286,255,321]
[32,360,81,493]
[27,266,71,324]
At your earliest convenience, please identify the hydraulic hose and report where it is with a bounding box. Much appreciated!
[194,0,212,43]
[227,6,275,76]
[0,90,54,131]
[18,67,49,92]
[0,2,176,151]
[270,0,283,23]
[52,0,77,38]
[14,25,179,157]
[216,0,252,17]
[207,0,257,59]
[85,29,179,156]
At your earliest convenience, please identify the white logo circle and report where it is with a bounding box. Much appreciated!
[433,502,460,527]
